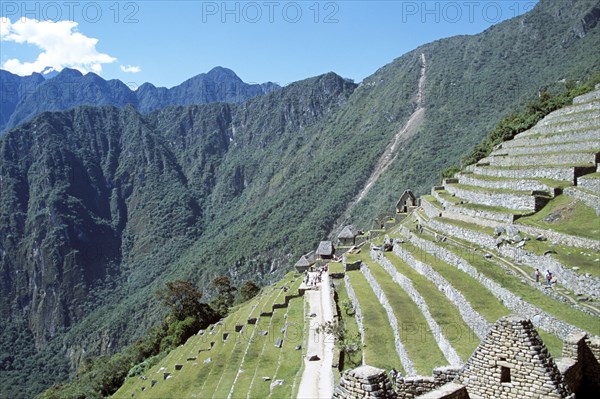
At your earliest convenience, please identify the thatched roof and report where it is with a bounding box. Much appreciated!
[338,225,358,239]
[316,241,334,256]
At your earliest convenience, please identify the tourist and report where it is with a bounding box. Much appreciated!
[546,270,553,286]
[534,268,540,285]
[389,368,397,387]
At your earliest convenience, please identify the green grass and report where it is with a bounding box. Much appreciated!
[434,189,462,204]
[328,261,344,274]
[517,194,600,240]
[421,195,444,210]
[527,241,600,279]
[447,183,532,195]
[270,295,305,398]
[461,172,573,189]
[399,237,510,324]
[433,238,600,336]
[382,252,479,361]
[580,172,600,179]
[362,257,453,373]
[346,270,402,372]
[334,279,363,371]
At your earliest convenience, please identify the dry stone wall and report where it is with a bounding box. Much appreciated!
[537,109,600,127]
[498,245,600,300]
[564,186,600,215]
[444,184,537,211]
[391,244,489,340]
[577,175,600,195]
[427,219,496,249]
[457,173,552,194]
[503,128,600,149]
[489,152,597,167]
[370,250,462,368]
[421,197,442,218]
[493,140,598,157]
[573,87,600,104]
[465,164,578,182]
[515,224,600,251]
[406,232,584,339]
[520,118,599,137]
[442,207,505,228]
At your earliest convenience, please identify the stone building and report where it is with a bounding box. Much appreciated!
[316,240,335,260]
[294,251,315,273]
[396,190,417,213]
[335,316,599,398]
[338,225,359,246]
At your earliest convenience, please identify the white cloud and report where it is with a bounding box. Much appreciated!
[1,18,116,75]
[120,65,141,73]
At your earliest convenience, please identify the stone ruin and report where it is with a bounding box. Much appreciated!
[334,365,397,398]
[335,315,599,398]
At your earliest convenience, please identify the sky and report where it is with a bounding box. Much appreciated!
[0,1,539,88]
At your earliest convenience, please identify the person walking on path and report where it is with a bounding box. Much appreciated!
[534,269,541,285]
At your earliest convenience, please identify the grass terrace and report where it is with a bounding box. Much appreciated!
[434,189,463,204]
[346,270,402,372]
[421,195,444,210]
[429,237,600,339]
[333,279,363,371]
[517,195,600,240]
[432,216,496,237]
[382,251,479,361]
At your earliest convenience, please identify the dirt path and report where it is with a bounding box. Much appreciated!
[297,272,334,398]
[333,53,427,231]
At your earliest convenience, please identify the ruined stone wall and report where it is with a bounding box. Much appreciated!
[495,140,597,157]
[577,175,600,195]
[518,117,599,137]
[334,365,397,399]
[392,367,461,399]
[441,207,504,228]
[344,274,366,365]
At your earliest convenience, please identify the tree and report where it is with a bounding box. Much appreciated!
[156,280,205,321]
[210,276,237,317]
[239,281,260,302]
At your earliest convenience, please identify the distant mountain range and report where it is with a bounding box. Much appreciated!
[1,0,599,397]
[0,66,279,134]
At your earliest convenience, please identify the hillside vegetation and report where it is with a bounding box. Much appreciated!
[1,0,599,397]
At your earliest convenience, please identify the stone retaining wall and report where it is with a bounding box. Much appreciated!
[370,250,462,368]
[430,188,457,209]
[446,204,515,224]
[519,118,600,137]
[498,245,600,300]
[406,233,585,339]
[441,208,503,229]
[420,197,443,218]
[444,184,538,211]
[344,274,366,365]
[573,89,600,104]
[334,365,397,399]
[515,224,600,251]
[577,175,600,195]
[361,260,416,375]
[492,140,598,157]
[489,151,597,167]
[457,173,553,194]
[541,98,599,120]
[427,219,496,249]
[391,244,489,340]
[564,186,600,215]
[466,164,577,182]
[538,108,600,127]
[417,383,469,399]
[504,128,600,149]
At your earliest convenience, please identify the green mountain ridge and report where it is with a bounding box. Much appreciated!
[1,0,599,397]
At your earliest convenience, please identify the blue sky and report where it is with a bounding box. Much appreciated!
[1,1,538,88]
